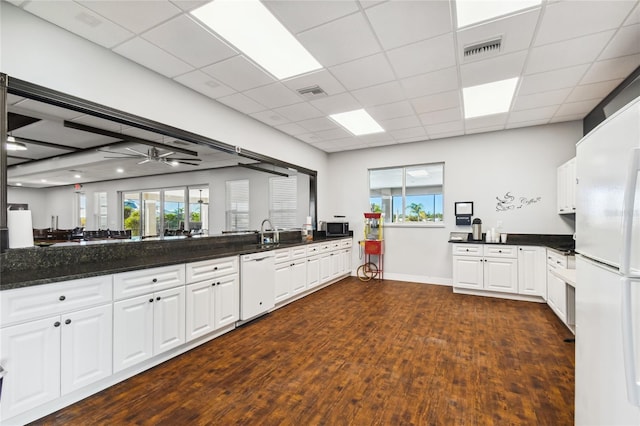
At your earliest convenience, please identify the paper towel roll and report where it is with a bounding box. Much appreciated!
[8,210,34,248]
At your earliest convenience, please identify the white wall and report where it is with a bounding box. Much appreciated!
[327,122,581,284]
[0,3,329,219]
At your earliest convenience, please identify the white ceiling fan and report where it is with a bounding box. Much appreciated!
[99,146,202,166]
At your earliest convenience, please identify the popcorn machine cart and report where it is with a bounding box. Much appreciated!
[358,213,384,281]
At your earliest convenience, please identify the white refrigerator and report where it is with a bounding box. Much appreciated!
[575,96,640,425]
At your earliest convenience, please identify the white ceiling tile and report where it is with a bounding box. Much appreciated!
[581,54,640,84]
[169,1,210,12]
[566,80,624,103]
[173,70,236,99]
[142,15,237,68]
[534,0,635,46]
[309,92,362,115]
[351,81,406,107]
[390,126,428,140]
[297,117,339,132]
[549,113,585,123]
[296,133,324,144]
[396,135,429,144]
[378,115,421,131]
[599,24,640,60]
[274,122,308,136]
[519,64,590,95]
[410,90,460,114]
[465,114,507,130]
[329,53,395,91]
[201,56,274,92]
[360,132,393,144]
[419,107,462,126]
[314,128,352,140]
[366,0,452,50]
[425,120,464,136]
[250,110,290,126]
[508,105,559,123]
[400,67,459,99]
[368,101,416,121]
[505,119,550,129]
[265,1,359,34]
[79,1,182,34]
[457,9,540,60]
[113,37,193,78]
[297,12,381,67]
[243,83,303,109]
[525,30,616,74]
[216,93,266,114]
[273,102,324,122]
[554,99,600,117]
[282,69,346,96]
[387,33,456,79]
[460,51,527,87]
[466,125,505,135]
[625,2,640,25]
[429,129,465,139]
[512,88,572,111]
[359,1,386,9]
[23,1,133,48]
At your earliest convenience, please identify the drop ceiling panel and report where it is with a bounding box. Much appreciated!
[598,24,640,60]
[419,107,462,126]
[142,15,237,68]
[378,114,421,131]
[297,12,381,67]
[23,1,133,48]
[460,51,528,87]
[390,126,428,141]
[410,90,460,114]
[513,88,572,111]
[465,114,508,130]
[297,117,340,133]
[79,1,182,34]
[566,80,624,103]
[400,67,460,99]
[250,110,290,127]
[534,0,635,46]
[243,83,303,109]
[554,99,601,117]
[367,101,416,121]
[201,56,274,92]
[351,81,406,108]
[113,37,193,78]
[580,54,640,84]
[14,121,116,149]
[626,3,640,25]
[425,120,464,136]
[387,33,456,79]
[309,92,362,115]
[508,105,559,124]
[273,103,324,122]
[216,93,266,115]
[274,122,308,136]
[365,0,452,50]
[282,69,346,96]
[525,30,616,74]
[519,64,590,95]
[265,0,359,34]
[329,53,395,91]
[173,70,236,99]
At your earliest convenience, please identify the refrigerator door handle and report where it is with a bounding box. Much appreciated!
[621,277,640,407]
[621,148,640,276]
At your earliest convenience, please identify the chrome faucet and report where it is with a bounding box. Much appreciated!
[260,218,279,244]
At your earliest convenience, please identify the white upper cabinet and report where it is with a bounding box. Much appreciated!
[557,157,576,214]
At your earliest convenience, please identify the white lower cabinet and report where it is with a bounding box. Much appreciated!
[483,257,518,293]
[0,304,112,420]
[306,255,321,289]
[185,274,239,341]
[113,285,185,373]
[518,246,547,299]
[546,250,574,324]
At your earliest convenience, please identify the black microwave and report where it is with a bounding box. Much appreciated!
[323,222,349,237]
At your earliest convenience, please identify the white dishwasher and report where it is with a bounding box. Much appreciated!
[240,251,276,321]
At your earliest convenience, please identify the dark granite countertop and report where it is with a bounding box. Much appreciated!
[448,233,575,255]
[0,231,353,291]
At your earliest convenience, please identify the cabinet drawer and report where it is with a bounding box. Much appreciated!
[452,244,482,256]
[291,246,307,260]
[319,243,332,252]
[341,238,353,248]
[186,256,238,283]
[114,264,185,300]
[273,248,291,263]
[546,250,568,268]
[1,276,112,326]
[306,244,321,256]
[483,245,517,258]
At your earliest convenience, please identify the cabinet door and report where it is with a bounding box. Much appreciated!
[61,304,112,395]
[518,246,547,298]
[307,256,321,289]
[566,157,576,212]
[215,274,239,328]
[484,258,518,293]
[452,256,483,289]
[558,162,568,213]
[186,281,215,342]
[547,269,567,322]
[291,260,307,295]
[319,253,332,284]
[333,251,342,279]
[153,286,186,355]
[0,317,61,420]
[274,262,292,303]
[113,294,154,373]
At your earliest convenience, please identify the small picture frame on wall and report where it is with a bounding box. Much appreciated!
[454,201,473,226]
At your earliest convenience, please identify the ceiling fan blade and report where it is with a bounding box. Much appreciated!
[158,151,174,158]
[126,147,149,156]
[103,156,137,159]
[137,159,150,165]
[167,157,202,161]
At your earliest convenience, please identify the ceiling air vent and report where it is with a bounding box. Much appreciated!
[296,85,327,99]
[463,37,502,60]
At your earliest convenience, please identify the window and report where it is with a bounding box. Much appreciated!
[369,163,444,224]
[77,193,86,227]
[121,186,208,237]
[226,180,249,231]
[269,176,297,229]
[94,192,108,229]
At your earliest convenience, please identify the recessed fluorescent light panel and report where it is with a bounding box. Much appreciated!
[463,77,519,119]
[191,0,322,80]
[456,0,542,28]
[329,109,385,136]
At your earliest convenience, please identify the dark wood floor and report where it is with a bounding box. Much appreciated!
[31,278,574,425]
